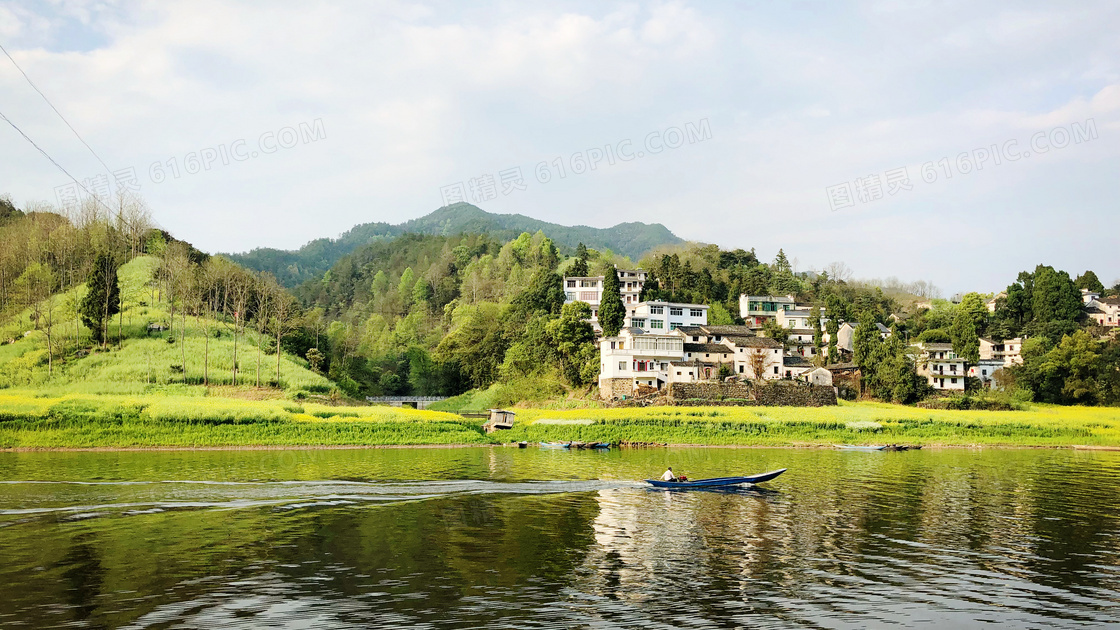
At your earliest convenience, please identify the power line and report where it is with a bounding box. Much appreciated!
[0,40,115,175]
[0,107,114,214]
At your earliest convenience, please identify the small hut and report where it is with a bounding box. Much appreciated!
[484,409,516,433]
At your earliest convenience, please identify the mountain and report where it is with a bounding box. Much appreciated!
[226,203,682,286]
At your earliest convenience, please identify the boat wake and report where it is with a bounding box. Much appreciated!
[0,479,640,524]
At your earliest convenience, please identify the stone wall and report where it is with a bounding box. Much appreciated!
[752,383,837,407]
[599,378,634,399]
[666,381,837,407]
[666,381,754,401]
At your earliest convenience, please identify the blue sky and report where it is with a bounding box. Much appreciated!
[1,1,1117,295]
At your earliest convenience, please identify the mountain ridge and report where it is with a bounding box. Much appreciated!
[226,203,682,286]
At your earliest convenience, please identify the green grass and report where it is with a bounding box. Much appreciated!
[491,401,1120,447]
[0,256,331,393]
[1,394,1118,449]
[0,390,489,448]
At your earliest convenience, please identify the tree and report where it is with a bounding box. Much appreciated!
[826,317,839,363]
[958,292,988,335]
[271,286,299,386]
[853,312,881,370]
[1030,265,1080,323]
[810,305,823,362]
[950,308,980,364]
[547,301,597,385]
[747,348,769,381]
[79,253,121,345]
[708,302,734,326]
[1075,270,1104,293]
[514,270,565,316]
[569,243,590,277]
[598,268,626,337]
[772,249,791,274]
[762,319,790,346]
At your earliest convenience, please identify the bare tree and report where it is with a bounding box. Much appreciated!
[253,274,273,387]
[823,261,853,283]
[223,267,251,385]
[271,286,299,387]
[747,348,769,381]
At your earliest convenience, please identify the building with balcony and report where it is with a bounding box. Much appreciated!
[916,342,966,390]
[738,294,797,327]
[978,337,1024,367]
[563,268,647,326]
[598,328,684,398]
[626,301,708,333]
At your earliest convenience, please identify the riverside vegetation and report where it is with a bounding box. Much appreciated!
[1,194,1118,449]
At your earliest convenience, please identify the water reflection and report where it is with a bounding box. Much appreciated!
[0,448,1117,628]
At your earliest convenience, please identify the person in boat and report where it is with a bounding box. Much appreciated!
[661,467,677,482]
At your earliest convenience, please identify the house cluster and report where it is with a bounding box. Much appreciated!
[568,268,1050,399]
[1083,289,1120,328]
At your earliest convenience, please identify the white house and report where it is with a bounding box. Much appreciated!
[1084,296,1120,327]
[916,342,966,391]
[776,307,821,330]
[968,359,1006,388]
[597,328,684,397]
[626,301,708,333]
[782,355,814,379]
[724,335,785,380]
[563,268,647,325]
[1082,288,1101,305]
[978,337,1023,367]
[739,295,797,328]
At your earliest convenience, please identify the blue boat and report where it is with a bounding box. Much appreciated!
[645,468,787,489]
[835,444,887,451]
[539,441,571,449]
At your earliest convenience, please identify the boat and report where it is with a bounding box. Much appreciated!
[517,441,528,449]
[586,442,611,450]
[539,441,571,449]
[645,468,787,489]
[835,444,887,451]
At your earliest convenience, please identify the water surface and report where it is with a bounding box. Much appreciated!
[1,447,1118,628]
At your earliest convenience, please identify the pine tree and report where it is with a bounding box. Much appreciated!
[598,267,626,337]
[79,253,121,345]
[950,308,980,363]
[569,243,590,277]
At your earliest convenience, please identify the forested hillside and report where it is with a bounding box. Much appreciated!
[227,203,682,286]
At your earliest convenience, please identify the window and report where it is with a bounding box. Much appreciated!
[739,365,744,373]
[619,361,626,371]
[565,292,575,301]
[566,280,576,288]
[632,318,646,328]
[670,307,683,316]
[669,322,679,330]
[692,336,699,342]
[773,366,779,375]
[714,336,722,342]
[579,291,597,301]
[951,378,958,384]
[690,309,703,317]
[580,279,598,288]
[649,306,664,315]
[610,341,616,349]
[650,319,664,329]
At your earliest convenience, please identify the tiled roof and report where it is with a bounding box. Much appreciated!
[783,355,813,367]
[699,325,757,336]
[684,343,732,354]
[730,336,784,349]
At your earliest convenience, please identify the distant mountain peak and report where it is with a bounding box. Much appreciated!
[227,204,682,286]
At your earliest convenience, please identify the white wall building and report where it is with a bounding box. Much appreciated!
[739,295,797,328]
[626,301,708,333]
[917,342,966,391]
[563,269,647,324]
[978,337,1023,367]
[969,359,1006,388]
[598,328,683,394]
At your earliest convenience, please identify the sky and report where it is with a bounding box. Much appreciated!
[1,0,1117,296]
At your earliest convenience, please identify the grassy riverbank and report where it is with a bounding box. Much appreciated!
[1,392,1119,449]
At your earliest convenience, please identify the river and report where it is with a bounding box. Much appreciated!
[1,447,1118,628]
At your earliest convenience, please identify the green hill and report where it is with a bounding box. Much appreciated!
[0,256,331,395]
[227,203,682,286]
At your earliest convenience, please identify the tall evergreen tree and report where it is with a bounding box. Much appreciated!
[826,317,839,363]
[598,267,626,337]
[79,253,121,345]
[810,305,823,361]
[1074,270,1104,293]
[950,308,980,363]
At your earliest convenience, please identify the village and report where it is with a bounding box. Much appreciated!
[565,269,1120,402]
